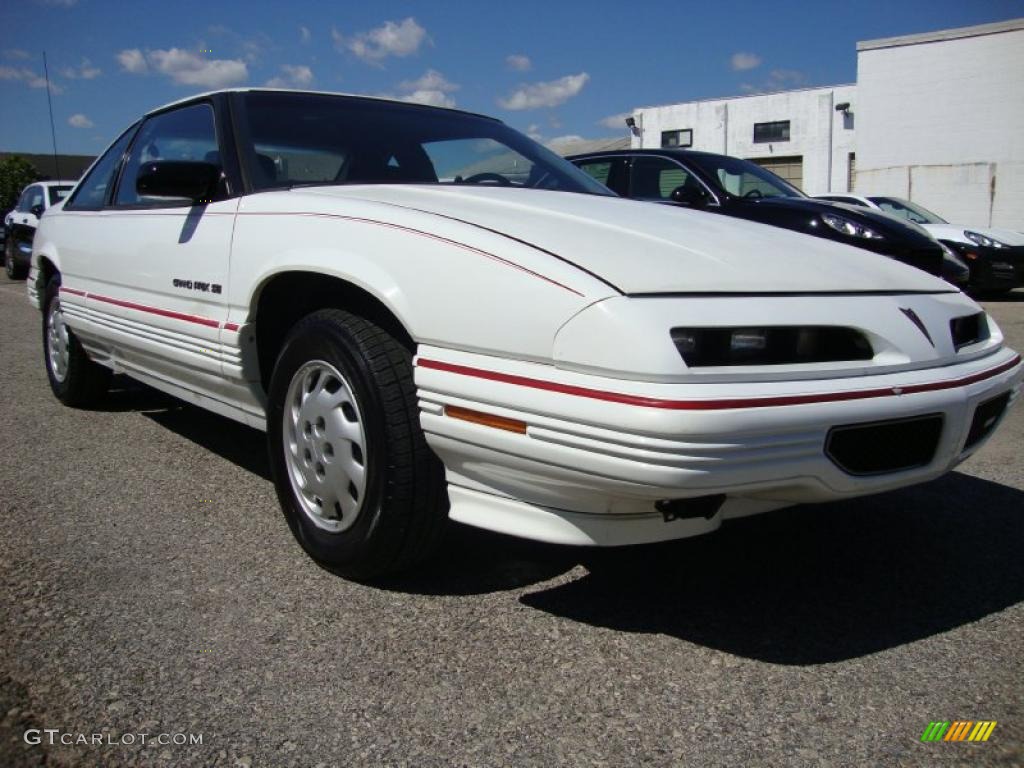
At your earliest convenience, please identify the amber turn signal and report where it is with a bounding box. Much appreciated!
[445,405,527,434]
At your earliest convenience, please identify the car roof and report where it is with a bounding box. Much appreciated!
[565,148,728,161]
[146,88,500,123]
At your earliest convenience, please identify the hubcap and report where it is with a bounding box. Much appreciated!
[46,299,70,382]
[283,360,368,533]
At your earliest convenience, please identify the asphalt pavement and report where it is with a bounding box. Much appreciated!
[1,279,1022,767]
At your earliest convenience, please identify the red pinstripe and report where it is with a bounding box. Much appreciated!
[417,355,1021,411]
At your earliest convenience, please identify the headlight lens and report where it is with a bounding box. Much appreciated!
[964,230,1005,249]
[821,212,884,240]
[671,326,874,367]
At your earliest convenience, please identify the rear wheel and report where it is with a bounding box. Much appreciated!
[267,309,447,580]
[42,276,111,406]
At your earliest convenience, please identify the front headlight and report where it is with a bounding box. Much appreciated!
[964,230,1006,249]
[671,326,874,367]
[821,212,884,241]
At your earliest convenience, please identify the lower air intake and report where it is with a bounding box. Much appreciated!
[963,393,1010,451]
[826,414,944,476]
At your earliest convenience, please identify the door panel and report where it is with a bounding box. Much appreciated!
[55,103,237,401]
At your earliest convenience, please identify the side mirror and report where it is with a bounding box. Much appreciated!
[136,161,220,203]
[30,204,45,218]
[670,185,709,207]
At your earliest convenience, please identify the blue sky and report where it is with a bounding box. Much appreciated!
[2,0,1022,155]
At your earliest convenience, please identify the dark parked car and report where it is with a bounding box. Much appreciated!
[4,180,75,279]
[568,149,962,284]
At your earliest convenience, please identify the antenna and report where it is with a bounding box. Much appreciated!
[43,51,61,180]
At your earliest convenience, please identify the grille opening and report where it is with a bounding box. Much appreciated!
[671,326,873,367]
[826,414,943,476]
[964,393,1010,451]
[950,312,990,350]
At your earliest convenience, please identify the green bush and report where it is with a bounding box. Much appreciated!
[0,156,42,215]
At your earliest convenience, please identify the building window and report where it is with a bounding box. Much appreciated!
[753,120,790,143]
[661,129,692,148]
[847,152,856,192]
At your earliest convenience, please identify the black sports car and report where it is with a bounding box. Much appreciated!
[568,149,965,285]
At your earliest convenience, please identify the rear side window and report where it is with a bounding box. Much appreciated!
[115,103,219,207]
[577,160,612,185]
[65,125,138,210]
[630,156,696,200]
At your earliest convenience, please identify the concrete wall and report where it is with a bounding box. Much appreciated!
[856,21,1024,229]
[632,84,857,195]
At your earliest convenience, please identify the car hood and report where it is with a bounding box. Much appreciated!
[306,185,950,294]
[921,223,1024,247]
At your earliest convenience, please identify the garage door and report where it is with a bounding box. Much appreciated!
[749,155,803,191]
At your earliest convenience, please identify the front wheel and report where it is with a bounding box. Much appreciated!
[266,309,447,580]
[4,238,26,280]
[42,276,111,406]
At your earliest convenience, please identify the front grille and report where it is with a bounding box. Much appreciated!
[950,312,990,350]
[826,414,944,476]
[963,393,1010,451]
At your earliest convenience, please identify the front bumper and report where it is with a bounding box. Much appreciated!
[948,243,1024,291]
[416,346,1022,545]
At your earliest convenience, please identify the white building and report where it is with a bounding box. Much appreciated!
[855,19,1024,230]
[629,18,1024,229]
[631,84,857,195]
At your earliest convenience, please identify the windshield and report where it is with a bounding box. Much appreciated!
[867,197,947,225]
[241,91,612,196]
[48,185,74,207]
[684,154,803,199]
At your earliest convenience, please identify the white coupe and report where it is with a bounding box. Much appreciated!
[29,90,1023,578]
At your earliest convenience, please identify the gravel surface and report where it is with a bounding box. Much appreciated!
[1,280,1022,767]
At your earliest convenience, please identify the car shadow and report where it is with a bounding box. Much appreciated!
[519,472,1024,665]
[980,289,1023,302]
[99,382,1024,661]
[101,377,272,481]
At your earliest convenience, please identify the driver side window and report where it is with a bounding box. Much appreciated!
[115,103,219,207]
[17,186,39,213]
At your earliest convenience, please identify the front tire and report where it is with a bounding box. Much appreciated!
[4,238,26,280]
[267,309,447,580]
[43,276,111,406]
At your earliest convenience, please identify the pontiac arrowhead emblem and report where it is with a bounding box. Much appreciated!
[900,307,934,347]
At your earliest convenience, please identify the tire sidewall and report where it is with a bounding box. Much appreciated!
[267,315,393,569]
[42,276,72,401]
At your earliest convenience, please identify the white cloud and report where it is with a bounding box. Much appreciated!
[740,68,807,94]
[339,17,428,62]
[0,65,64,93]
[505,54,531,72]
[118,48,248,88]
[117,49,148,74]
[598,112,631,129]
[525,123,543,141]
[265,64,314,89]
[68,113,93,128]
[498,72,589,110]
[545,134,585,150]
[299,26,311,44]
[730,51,762,71]
[60,58,101,79]
[3,49,31,60]
[36,0,77,6]
[382,69,460,108]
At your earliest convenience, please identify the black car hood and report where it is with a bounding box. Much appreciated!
[741,196,937,245]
